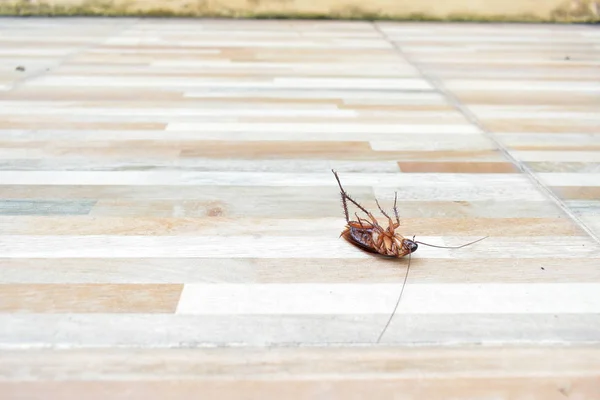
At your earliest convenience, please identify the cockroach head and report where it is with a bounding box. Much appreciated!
[404,239,418,254]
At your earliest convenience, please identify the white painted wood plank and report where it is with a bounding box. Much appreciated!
[0,107,358,118]
[176,283,600,315]
[445,80,600,92]
[0,102,341,110]
[382,35,594,44]
[155,60,417,71]
[1,314,599,347]
[0,159,402,173]
[499,133,600,147]
[0,49,74,55]
[184,90,442,101]
[0,236,597,259]
[166,123,481,134]
[374,185,547,201]
[0,235,444,259]
[117,29,381,38]
[0,171,537,187]
[473,111,600,121]
[511,151,600,162]
[538,173,600,186]
[104,38,395,49]
[271,77,432,90]
[391,57,600,66]
[28,76,431,90]
[0,130,483,142]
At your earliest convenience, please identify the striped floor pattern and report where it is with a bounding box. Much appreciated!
[0,18,599,397]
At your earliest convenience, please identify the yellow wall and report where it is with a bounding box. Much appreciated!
[1,0,599,22]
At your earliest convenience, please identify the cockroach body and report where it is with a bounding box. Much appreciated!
[332,169,486,258]
[333,170,417,259]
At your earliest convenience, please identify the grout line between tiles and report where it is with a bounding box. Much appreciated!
[372,22,600,245]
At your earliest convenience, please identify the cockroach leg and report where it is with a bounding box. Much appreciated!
[393,191,400,225]
[355,213,366,228]
[346,191,372,217]
[374,198,397,235]
[375,198,392,220]
[331,169,350,222]
[331,169,372,217]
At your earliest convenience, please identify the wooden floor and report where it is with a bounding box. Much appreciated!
[1,18,599,398]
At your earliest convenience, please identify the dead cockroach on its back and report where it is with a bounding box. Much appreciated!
[332,169,487,258]
[331,169,487,342]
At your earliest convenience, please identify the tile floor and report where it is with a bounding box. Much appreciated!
[0,18,599,398]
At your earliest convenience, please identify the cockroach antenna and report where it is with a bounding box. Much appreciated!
[413,236,489,249]
[376,235,414,344]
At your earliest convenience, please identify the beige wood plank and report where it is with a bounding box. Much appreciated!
[482,120,600,133]
[455,91,600,106]
[0,284,183,313]
[398,161,519,173]
[3,378,597,400]
[0,216,584,237]
[0,347,598,400]
[2,257,600,284]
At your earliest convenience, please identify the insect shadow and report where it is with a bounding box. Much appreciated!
[331,169,487,342]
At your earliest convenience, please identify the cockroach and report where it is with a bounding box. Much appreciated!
[331,169,487,342]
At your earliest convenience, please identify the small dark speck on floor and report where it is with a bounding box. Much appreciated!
[565,56,570,60]
[207,207,223,217]
[15,66,25,72]
[558,385,571,397]
[541,267,545,270]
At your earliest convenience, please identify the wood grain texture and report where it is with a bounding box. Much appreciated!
[2,257,599,284]
[1,346,600,399]
[397,161,519,173]
[0,284,183,313]
[4,377,598,400]
[0,18,599,397]
[0,216,583,236]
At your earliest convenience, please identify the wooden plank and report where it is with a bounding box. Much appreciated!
[175,283,600,315]
[0,314,599,346]
[0,346,599,383]
[3,377,598,400]
[0,200,96,215]
[0,284,183,313]
[1,257,599,284]
[0,171,540,187]
[0,216,582,236]
[398,161,519,173]
[1,235,598,259]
